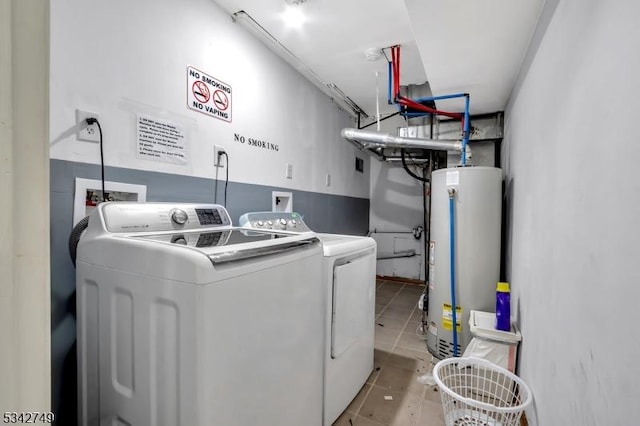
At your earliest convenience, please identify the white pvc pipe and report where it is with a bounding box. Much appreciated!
[375,72,380,132]
[341,128,462,152]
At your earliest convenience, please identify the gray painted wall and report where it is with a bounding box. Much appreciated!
[369,159,426,280]
[502,0,640,424]
[50,159,369,422]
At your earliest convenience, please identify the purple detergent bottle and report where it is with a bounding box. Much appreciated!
[495,282,511,331]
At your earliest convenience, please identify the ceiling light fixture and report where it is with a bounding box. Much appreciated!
[281,6,306,29]
[231,10,368,119]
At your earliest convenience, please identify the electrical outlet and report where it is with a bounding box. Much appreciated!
[76,109,100,142]
[286,163,293,179]
[214,145,225,167]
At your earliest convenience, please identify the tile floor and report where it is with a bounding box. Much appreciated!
[332,279,445,426]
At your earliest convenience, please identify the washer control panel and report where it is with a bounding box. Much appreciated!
[100,202,232,233]
[238,211,311,232]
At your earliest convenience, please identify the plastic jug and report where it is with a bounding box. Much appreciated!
[495,282,511,331]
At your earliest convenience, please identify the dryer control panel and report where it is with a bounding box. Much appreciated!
[99,202,232,233]
[239,211,311,232]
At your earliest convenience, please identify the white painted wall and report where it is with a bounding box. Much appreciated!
[503,0,640,424]
[0,0,50,413]
[49,0,369,199]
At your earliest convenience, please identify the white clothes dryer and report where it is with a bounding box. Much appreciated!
[76,203,324,426]
[239,212,376,426]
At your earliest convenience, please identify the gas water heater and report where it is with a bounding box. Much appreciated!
[427,167,502,359]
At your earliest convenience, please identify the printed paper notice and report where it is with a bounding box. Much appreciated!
[137,115,188,164]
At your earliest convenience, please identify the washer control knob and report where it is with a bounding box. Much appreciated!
[288,220,296,227]
[267,220,273,227]
[256,221,264,227]
[278,218,287,229]
[170,209,188,225]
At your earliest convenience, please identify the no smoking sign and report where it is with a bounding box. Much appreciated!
[187,66,232,122]
[192,81,210,103]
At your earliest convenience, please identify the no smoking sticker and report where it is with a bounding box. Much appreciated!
[187,66,232,122]
[192,81,210,103]
[213,90,228,111]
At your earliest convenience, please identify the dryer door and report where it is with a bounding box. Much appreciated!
[331,255,374,358]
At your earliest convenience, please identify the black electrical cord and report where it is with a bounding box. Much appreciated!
[214,165,218,205]
[86,118,105,201]
[400,148,430,183]
[221,152,229,207]
[215,151,229,207]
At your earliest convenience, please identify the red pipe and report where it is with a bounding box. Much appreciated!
[391,45,465,123]
[397,96,463,120]
[391,46,397,98]
[391,47,395,97]
[393,45,401,99]
[395,46,400,98]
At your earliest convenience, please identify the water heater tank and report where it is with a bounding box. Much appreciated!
[427,167,502,359]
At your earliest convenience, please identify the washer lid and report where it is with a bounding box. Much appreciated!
[131,228,320,264]
[133,228,296,247]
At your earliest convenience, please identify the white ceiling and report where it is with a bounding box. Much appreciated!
[212,0,544,120]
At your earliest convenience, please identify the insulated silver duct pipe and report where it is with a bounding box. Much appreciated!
[341,128,462,152]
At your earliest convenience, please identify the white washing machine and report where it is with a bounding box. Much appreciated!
[239,212,376,426]
[76,202,325,426]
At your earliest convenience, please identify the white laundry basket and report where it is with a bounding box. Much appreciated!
[433,357,532,426]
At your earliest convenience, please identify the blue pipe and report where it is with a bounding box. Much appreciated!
[412,92,467,103]
[387,61,392,104]
[461,95,470,166]
[449,190,458,357]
